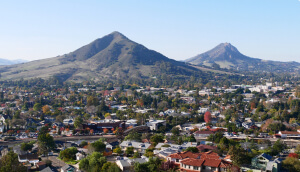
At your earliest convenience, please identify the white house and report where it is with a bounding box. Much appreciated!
[146,120,166,131]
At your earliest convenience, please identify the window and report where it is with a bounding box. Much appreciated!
[193,166,198,170]
[176,159,179,162]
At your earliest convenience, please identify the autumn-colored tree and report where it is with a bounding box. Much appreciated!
[90,129,94,135]
[42,105,50,114]
[103,128,109,134]
[250,102,256,110]
[136,99,144,107]
[204,111,212,123]
[288,153,299,158]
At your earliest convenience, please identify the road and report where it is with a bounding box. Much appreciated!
[0,135,116,146]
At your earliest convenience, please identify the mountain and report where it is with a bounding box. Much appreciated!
[0,31,200,82]
[185,43,300,73]
[0,58,28,65]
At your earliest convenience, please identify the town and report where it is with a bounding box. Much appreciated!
[0,78,300,172]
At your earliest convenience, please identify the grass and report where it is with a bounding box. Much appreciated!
[57,157,79,165]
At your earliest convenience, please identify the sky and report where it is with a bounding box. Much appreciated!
[0,0,300,62]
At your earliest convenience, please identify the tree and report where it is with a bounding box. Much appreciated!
[186,147,199,153]
[107,163,121,172]
[42,105,50,114]
[90,139,106,152]
[38,130,55,155]
[0,151,26,172]
[228,146,251,166]
[171,127,180,136]
[33,103,42,111]
[150,134,164,145]
[282,157,300,172]
[204,111,212,123]
[265,139,287,156]
[113,147,122,155]
[288,153,299,158]
[21,141,35,151]
[74,116,83,129]
[79,141,88,148]
[124,131,142,142]
[79,152,107,172]
[103,128,109,134]
[133,151,140,158]
[59,147,78,162]
[125,147,134,156]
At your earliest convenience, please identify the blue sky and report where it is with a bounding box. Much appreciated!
[0,0,300,62]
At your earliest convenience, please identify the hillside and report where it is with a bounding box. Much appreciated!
[0,58,28,66]
[185,43,300,73]
[0,32,200,82]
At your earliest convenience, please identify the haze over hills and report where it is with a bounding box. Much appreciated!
[0,58,28,66]
[185,43,300,73]
[0,32,201,82]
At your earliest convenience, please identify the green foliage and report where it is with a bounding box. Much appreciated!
[59,147,78,162]
[134,157,162,172]
[38,132,55,155]
[33,103,42,111]
[20,141,35,151]
[282,157,300,172]
[185,147,199,153]
[207,132,224,143]
[228,146,251,166]
[171,127,180,136]
[74,116,84,129]
[124,131,142,142]
[133,151,140,158]
[0,151,27,172]
[263,139,287,156]
[79,141,88,148]
[113,147,122,155]
[90,139,106,152]
[125,147,134,156]
[79,152,109,172]
[150,134,164,145]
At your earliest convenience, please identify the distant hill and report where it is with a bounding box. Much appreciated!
[185,43,300,73]
[0,32,201,82]
[0,58,28,66]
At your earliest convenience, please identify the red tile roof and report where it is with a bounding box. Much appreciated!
[196,145,217,151]
[179,151,232,169]
[180,158,204,166]
[168,151,201,159]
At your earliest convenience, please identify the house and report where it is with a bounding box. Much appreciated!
[193,130,214,138]
[116,157,149,172]
[63,119,74,126]
[61,164,76,172]
[177,151,233,172]
[278,130,300,139]
[251,153,273,171]
[83,119,125,132]
[167,151,201,166]
[41,167,54,172]
[146,120,166,131]
[18,154,39,165]
[76,152,85,160]
[120,141,151,155]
